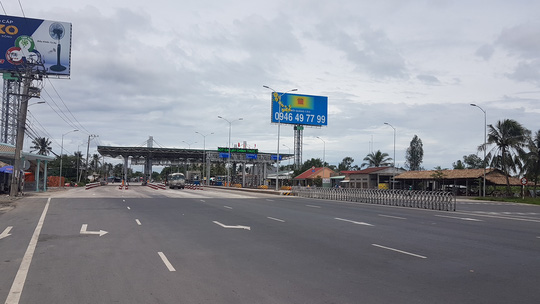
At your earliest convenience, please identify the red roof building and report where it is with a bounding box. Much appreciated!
[294,167,336,186]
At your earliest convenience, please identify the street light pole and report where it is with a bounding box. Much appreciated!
[218,116,243,187]
[59,129,79,187]
[283,144,291,167]
[470,103,487,197]
[384,123,396,190]
[196,131,213,185]
[263,85,298,191]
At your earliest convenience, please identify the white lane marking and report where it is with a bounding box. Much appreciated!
[372,244,427,259]
[135,219,142,226]
[123,199,125,202]
[158,252,176,272]
[435,214,483,222]
[335,217,373,226]
[80,224,108,236]
[306,205,321,208]
[267,217,285,223]
[127,206,131,210]
[453,211,540,223]
[200,200,206,203]
[537,236,540,239]
[5,198,51,304]
[266,199,274,202]
[213,221,251,230]
[378,214,406,220]
[0,226,13,240]
[223,206,233,209]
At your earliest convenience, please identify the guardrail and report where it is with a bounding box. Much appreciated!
[292,187,456,211]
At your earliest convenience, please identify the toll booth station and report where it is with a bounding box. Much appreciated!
[97,145,292,187]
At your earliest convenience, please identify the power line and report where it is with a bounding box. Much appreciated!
[45,78,91,134]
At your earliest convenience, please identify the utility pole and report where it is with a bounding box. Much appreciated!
[10,63,43,197]
[81,134,98,183]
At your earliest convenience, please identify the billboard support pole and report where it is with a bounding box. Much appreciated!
[10,64,39,196]
[263,86,297,191]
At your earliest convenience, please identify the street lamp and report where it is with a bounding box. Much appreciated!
[218,116,243,187]
[283,144,291,167]
[384,122,396,190]
[182,140,197,149]
[316,137,326,184]
[59,129,79,187]
[196,131,213,185]
[263,85,298,191]
[470,103,487,197]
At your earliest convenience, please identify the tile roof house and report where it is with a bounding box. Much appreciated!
[394,168,529,194]
[340,166,407,189]
[294,167,336,186]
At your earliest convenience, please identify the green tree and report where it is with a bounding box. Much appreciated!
[452,160,466,169]
[30,137,53,156]
[483,119,530,195]
[337,156,357,171]
[405,135,424,171]
[453,154,484,169]
[361,150,392,168]
[519,129,540,194]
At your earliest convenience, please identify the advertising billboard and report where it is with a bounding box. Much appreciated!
[270,92,328,126]
[0,14,72,76]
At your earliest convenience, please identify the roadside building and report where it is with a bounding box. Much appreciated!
[294,167,336,187]
[394,168,529,195]
[340,166,407,189]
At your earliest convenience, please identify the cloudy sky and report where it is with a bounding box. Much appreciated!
[3,0,540,171]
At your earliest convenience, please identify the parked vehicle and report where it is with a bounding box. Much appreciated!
[167,173,186,189]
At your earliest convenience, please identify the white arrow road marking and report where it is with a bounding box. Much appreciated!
[0,226,13,240]
[80,224,108,236]
[335,217,373,226]
[213,221,251,230]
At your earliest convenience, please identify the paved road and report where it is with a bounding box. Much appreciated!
[1,185,539,303]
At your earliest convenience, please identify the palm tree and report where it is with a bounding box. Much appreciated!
[483,119,530,195]
[519,129,540,195]
[30,137,53,155]
[361,150,393,168]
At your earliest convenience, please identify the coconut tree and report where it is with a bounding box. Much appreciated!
[483,119,530,195]
[519,129,540,195]
[361,150,393,168]
[30,137,53,155]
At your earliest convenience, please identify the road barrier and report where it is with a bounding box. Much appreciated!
[292,187,456,211]
[147,183,166,190]
[186,184,203,190]
[85,182,100,190]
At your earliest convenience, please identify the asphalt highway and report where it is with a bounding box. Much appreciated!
[1,185,539,303]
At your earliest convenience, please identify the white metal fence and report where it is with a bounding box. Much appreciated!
[292,187,456,211]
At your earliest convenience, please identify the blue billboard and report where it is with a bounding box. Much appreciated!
[0,15,72,76]
[270,92,328,126]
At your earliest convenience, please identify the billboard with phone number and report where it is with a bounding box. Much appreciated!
[270,92,328,126]
[0,14,72,76]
